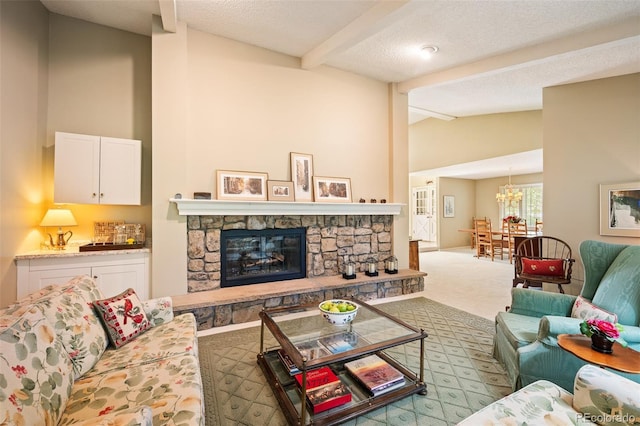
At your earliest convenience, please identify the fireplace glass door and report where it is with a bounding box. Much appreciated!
[220,228,306,287]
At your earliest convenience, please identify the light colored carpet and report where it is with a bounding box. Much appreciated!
[198,297,511,426]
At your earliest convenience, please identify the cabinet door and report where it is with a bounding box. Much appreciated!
[24,267,92,299]
[54,132,101,204]
[92,263,147,299]
[99,137,141,205]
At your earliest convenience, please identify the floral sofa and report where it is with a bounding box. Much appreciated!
[0,275,204,425]
[459,364,640,425]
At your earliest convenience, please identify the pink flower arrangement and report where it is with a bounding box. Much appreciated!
[503,215,522,223]
[580,319,627,347]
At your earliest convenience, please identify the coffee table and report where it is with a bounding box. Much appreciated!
[257,298,428,426]
[558,334,640,374]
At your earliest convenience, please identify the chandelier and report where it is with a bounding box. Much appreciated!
[496,173,523,204]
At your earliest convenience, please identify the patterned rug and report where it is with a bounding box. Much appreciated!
[197,297,511,425]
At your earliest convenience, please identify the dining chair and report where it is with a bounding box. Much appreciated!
[475,218,504,261]
[535,219,543,234]
[507,221,528,264]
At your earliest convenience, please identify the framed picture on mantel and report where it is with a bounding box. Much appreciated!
[216,170,268,201]
[290,152,314,202]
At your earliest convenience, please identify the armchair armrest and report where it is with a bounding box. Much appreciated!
[142,297,174,327]
[509,288,577,318]
[573,364,640,425]
[537,316,640,348]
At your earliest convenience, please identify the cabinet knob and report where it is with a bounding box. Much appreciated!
[92,193,97,198]
[93,276,98,279]
[100,193,104,198]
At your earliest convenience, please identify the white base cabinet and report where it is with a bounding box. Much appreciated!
[16,251,149,300]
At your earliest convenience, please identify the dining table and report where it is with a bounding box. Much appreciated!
[457,228,540,253]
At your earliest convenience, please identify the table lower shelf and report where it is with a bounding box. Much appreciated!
[257,349,427,426]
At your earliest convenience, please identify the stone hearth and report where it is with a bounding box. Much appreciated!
[173,269,425,330]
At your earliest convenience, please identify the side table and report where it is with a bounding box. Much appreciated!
[557,334,640,374]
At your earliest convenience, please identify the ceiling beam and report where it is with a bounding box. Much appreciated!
[301,0,410,70]
[399,16,640,94]
[158,0,177,33]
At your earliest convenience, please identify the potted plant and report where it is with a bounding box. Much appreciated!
[580,319,627,354]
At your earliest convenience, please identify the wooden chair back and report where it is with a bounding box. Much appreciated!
[513,236,574,293]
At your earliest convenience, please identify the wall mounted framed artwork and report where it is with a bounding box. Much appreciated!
[216,170,268,201]
[600,181,640,237]
[267,180,294,202]
[313,176,352,203]
[290,152,314,201]
[443,195,455,218]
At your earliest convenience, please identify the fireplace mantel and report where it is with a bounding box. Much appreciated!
[170,198,404,216]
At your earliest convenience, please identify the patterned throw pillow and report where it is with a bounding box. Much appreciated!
[93,288,151,348]
[571,296,618,323]
[0,307,74,425]
[521,258,564,277]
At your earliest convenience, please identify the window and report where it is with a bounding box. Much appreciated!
[499,183,543,229]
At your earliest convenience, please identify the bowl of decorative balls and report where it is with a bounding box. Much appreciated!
[318,299,359,326]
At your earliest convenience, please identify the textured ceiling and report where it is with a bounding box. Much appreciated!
[39,0,640,177]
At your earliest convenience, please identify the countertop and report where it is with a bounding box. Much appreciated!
[15,245,151,260]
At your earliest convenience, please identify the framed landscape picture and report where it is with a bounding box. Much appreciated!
[313,176,352,203]
[267,180,294,202]
[599,181,640,237]
[216,170,268,201]
[290,152,314,201]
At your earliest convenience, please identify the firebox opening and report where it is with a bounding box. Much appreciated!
[220,228,307,287]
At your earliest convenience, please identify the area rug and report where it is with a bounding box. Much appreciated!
[197,297,511,425]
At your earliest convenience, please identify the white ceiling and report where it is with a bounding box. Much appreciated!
[39,0,640,178]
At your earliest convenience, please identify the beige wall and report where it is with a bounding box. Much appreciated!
[0,0,50,308]
[151,23,408,297]
[409,111,544,249]
[409,111,542,172]
[46,14,152,243]
[543,73,640,290]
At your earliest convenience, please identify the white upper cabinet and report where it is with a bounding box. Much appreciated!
[54,132,141,205]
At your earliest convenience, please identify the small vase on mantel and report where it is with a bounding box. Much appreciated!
[591,333,614,354]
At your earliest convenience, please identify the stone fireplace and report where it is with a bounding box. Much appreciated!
[186,214,394,292]
[172,200,425,330]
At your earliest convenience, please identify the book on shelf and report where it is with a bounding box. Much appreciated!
[344,354,406,396]
[277,349,300,375]
[294,366,352,414]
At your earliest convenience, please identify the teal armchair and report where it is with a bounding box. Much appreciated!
[493,240,640,392]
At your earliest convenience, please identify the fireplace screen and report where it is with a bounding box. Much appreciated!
[220,228,306,287]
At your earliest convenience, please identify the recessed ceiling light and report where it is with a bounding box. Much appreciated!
[420,45,439,60]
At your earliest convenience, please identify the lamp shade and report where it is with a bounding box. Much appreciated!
[40,209,77,227]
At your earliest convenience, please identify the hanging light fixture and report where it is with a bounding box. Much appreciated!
[496,172,523,204]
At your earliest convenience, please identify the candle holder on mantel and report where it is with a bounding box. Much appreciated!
[365,257,378,277]
[385,255,398,274]
[342,261,356,280]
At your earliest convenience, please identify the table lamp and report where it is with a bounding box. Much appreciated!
[40,208,77,249]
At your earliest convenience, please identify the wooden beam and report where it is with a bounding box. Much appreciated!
[158,0,177,33]
[301,0,410,70]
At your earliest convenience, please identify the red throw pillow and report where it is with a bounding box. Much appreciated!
[521,258,564,277]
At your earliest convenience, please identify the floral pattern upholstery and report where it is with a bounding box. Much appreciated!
[0,275,204,426]
[34,285,108,379]
[83,313,197,378]
[60,354,203,425]
[459,365,640,425]
[0,307,75,425]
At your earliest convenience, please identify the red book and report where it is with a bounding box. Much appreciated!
[294,367,352,414]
